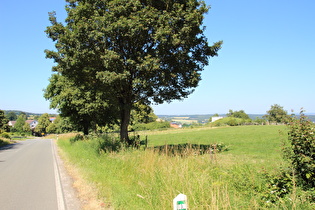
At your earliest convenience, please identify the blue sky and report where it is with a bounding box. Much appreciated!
[1,0,314,115]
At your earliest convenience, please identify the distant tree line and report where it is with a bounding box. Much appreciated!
[0,106,167,137]
[0,103,304,137]
[0,111,76,136]
[210,104,290,126]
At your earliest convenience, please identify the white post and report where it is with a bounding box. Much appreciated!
[173,194,188,210]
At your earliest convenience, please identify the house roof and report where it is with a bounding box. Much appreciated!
[49,117,56,122]
[26,120,37,124]
[8,121,16,126]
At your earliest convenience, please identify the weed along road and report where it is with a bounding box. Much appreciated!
[0,139,79,210]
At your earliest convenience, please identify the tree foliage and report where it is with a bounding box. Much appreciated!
[46,115,77,134]
[46,122,57,134]
[45,0,222,143]
[22,122,31,133]
[6,111,17,121]
[35,113,51,134]
[264,104,288,124]
[211,117,252,127]
[44,74,117,134]
[0,110,9,133]
[12,114,27,133]
[130,102,157,125]
[226,109,250,120]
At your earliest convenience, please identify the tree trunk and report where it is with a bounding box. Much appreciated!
[120,103,132,145]
[83,126,89,135]
[82,119,89,135]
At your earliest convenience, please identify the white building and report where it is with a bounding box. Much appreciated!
[211,116,224,122]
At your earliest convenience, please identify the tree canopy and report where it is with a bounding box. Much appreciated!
[0,110,9,133]
[227,109,250,120]
[6,112,17,121]
[44,74,117,134]
[264,104,288,124]
[45,0,222,143]
[12,114,27,133]
[35,113,52,134]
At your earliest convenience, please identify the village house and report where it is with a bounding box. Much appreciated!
[170,122,182,128]
[8,121,16,127]
[26,120,38,129]
[211,116,224,122]
[8,120,38,129]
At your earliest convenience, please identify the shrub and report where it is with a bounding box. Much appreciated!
[96,134,123,153]
[261,168,294,205]
[0,139,8,147]
[210,117,252,127]
[70,133,84,143]
[260,110,315,207]
[0,132,11,139]
[286,110,315,189]
[132,121,170,131]
[152,143,229,157]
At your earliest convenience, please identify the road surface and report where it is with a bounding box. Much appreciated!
[0,139,80,210]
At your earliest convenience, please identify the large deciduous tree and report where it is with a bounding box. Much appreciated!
[44,74,118,135]
[0,110,9,133]
[226,109,250,120]
[13,114,27,133]
[35,113,52,134]
[264,104,288,124]
[6,112,17,121]
[45,0,222,143]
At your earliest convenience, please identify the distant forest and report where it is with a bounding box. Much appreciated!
[3,110,315,123]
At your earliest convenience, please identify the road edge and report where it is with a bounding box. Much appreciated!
[51,139,82,210]
[51,139,66,210]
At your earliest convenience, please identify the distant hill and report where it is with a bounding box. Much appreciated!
[158,114,265,123]
[306,114,315,122]
[158,114,315,123]
[3,110,56,117]
[158,114,213,123]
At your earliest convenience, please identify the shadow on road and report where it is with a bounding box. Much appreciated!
[0,142,22,152]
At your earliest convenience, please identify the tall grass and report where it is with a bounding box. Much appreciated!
[57,126,314,209]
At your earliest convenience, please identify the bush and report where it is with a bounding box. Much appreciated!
[132,121,170,131]
[70,133,124,154]
[210,117,252,127]
[258,110,315,207]
[152,143,229,157]
[286,111,315,189]
[0,132,11,139]
[261,168,294,205]
[96,134,123,153]
[69,133,84,143]
[0,139,8,147]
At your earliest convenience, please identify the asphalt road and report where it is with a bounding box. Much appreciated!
[0,139,79,210]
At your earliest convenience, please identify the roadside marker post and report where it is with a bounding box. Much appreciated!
[173,194,188,210]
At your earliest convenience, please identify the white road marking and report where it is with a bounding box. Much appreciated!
[51,139,66,210]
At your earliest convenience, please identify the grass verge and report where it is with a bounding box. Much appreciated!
[57,125,315,209]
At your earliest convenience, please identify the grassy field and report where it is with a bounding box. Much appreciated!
[141,126,286,168]
[57,125,314,209]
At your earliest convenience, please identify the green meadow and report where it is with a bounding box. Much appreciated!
[57,125,314,209]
